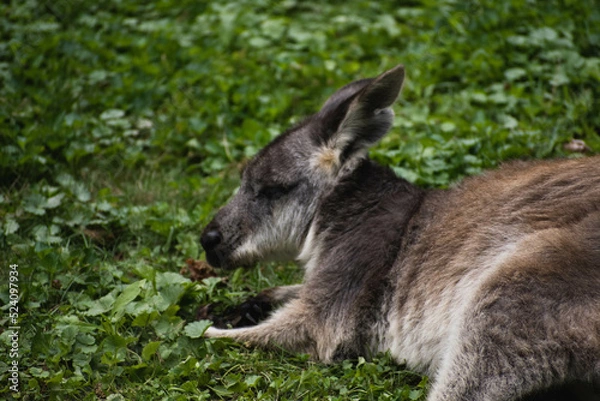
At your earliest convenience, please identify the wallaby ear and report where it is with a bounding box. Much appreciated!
[318,78,374,119]
[313,65,405,174]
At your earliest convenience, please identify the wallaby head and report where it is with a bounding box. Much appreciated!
[201,65,405,269]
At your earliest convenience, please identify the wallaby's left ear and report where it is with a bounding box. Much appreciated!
[315,64,405,173]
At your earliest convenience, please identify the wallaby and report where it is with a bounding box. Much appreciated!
[200,65,600,401]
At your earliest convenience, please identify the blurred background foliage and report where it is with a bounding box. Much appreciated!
[0,0,599,399]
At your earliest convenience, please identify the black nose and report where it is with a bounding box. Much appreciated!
[201,229,222,251]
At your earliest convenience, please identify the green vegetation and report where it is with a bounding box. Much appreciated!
[1,0,598,399]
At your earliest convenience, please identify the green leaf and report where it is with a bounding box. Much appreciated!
[46,193,64,208]
[85,291,117,316]
[56,173,91,202]
[4,218,19,235]
[141,341,162,361]
[244,374,262,387]
[112,280,146,316]
[183,320,212,338]
[155,272,191,288]
[500,115,519,130]
[32,225,62,244]
[504,68,526,81]
[392,166,419,183]
[440,122,456,133]
[550,71,570,86]
[530,27,558,43]
[409,389,424,400]
[100,109,126,120]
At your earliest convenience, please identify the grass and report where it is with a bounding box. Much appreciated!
[1,0,599,399]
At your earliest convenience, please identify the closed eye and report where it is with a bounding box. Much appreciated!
[258,182,298,200]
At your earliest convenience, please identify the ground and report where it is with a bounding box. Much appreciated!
[1,0,599,399]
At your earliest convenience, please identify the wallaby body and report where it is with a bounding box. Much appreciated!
[201,65,600,401]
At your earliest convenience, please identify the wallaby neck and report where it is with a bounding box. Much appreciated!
[318,159,424,236]
[301,159,425,358]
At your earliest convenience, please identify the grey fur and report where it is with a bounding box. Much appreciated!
[201,65,600,401]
